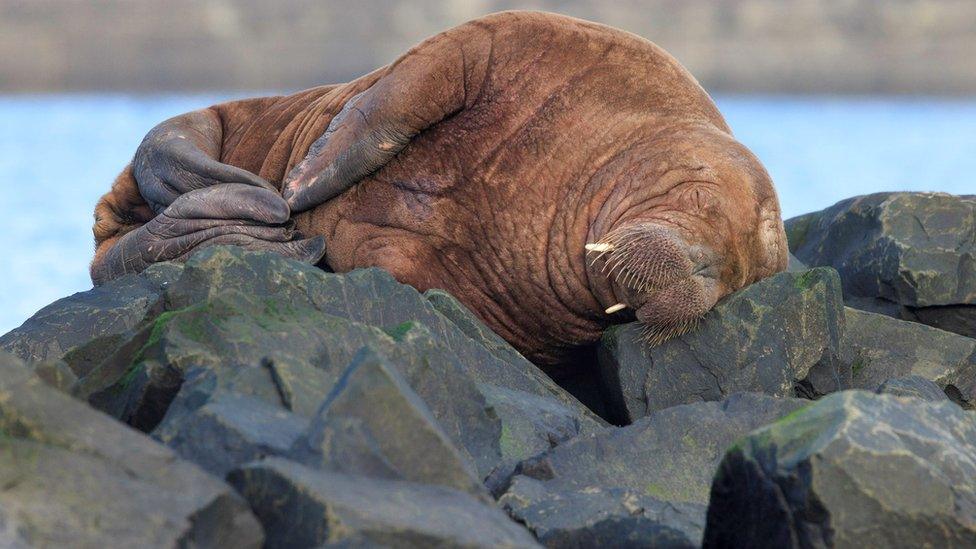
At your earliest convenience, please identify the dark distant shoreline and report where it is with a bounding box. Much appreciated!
[2,0,975,95]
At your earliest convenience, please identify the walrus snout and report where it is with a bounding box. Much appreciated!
[587,222,724,344]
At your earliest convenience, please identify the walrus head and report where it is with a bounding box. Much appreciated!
[584,127,788,345]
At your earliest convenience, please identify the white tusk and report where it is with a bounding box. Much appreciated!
[585,243,613,252]
[605,303,627,314]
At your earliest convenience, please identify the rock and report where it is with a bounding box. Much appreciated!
[598,268,847,423]
[228,457,540,548]
[501,393,807,547]
[290,347,487,498]
[481,382,606,495]
[704,391,976,547]
[0,263,182,369]
[502,476,702,549]
[786,192,976,338]
[167,247,589,412]
[0,352,263,548]
[842,307,976,407]
[425,288,607,444]
[425,288,531,370]
[153,387,310,478]
[876,375,950,402]
[70,247,599,483]
[76,279,503,477]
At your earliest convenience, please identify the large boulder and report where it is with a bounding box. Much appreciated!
[598,268,847,423]
[228,458,540,548]
[500,393,807,547]
[0,352,263,548]
[704,391,976,547]
[786,192,976,338]
[842,307,976,407]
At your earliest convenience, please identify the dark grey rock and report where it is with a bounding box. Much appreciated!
[842,307,976,408]
[425,290,610,447]
[481,382,607,495]
[876,375,950,402]
[501,393,807,547]
[0,263,182,369]
[502,476,701,549]
[427,287,615,421]
[0,352,263,548]
[786,192,976,338]
[228,458,540,548]
[704,391,976,547]
[598,268,847,423]
[290,347,487,498]
[425,288,532,370]
[153,386,310,478]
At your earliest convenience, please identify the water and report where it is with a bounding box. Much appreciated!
[1,94,975,335]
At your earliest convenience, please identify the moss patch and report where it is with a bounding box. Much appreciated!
[384,321,417,342]
[792,269,821,291]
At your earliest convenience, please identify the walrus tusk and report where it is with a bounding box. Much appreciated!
[585,243,614,252]
[605,303,627,314]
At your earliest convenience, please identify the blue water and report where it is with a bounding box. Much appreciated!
[1,94,975,335]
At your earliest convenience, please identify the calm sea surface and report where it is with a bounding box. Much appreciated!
[2,94,975,334]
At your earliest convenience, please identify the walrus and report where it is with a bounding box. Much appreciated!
[90,11,788,365]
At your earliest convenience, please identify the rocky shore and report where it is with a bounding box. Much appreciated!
[1,191,974,547]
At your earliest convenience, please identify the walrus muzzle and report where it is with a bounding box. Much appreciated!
[587,222,724,344]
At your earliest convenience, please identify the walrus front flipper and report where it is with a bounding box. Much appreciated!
[282,25,487,212]
[134,108,277,214]
[91,183,325,285]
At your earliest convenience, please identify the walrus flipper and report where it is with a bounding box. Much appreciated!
[91,183,325,285]
[134,108,277,214]
[282,24,487,212]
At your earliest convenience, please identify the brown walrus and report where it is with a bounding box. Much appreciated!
[91,11,788,365]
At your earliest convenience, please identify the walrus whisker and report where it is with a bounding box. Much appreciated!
[638,315,702,347]
[605,303,627,314]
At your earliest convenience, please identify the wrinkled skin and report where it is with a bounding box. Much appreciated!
[91,12,788,365]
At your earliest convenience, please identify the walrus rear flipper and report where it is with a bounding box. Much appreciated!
[134,108,277,214]
[282,24,490,212]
